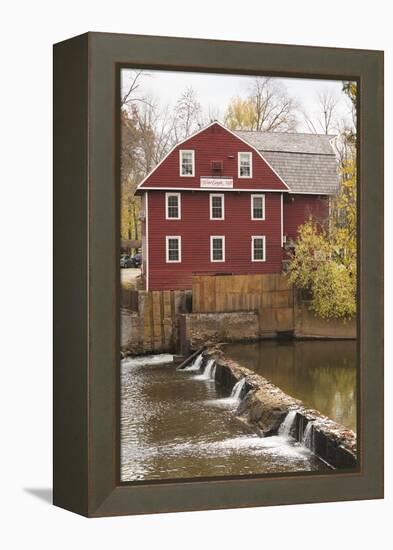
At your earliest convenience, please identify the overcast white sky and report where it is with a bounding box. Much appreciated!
[121,69,355,133]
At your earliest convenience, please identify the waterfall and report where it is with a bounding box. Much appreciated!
[194,359,216,381]
[231,378,246,400]
[302,421,315,451]
[278,410,297,437]
[183,353,203,372]
[204,359,216,380]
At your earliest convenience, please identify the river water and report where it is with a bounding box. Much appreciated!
[121,353,328,483]
[225,340,357,431]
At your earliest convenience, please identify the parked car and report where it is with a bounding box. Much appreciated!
[120,255,133,268]
[131,253,142,268]
[120,253,142,268]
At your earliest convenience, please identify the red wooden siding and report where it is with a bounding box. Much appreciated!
[141,193,147,287]
[146,191,283,290]
[283,194,329,242]
[139,123,288,192]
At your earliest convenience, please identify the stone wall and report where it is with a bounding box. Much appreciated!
[179,311,259,356]
[295,301,356,339]
[179,304,355,353]
[121,309,141,353]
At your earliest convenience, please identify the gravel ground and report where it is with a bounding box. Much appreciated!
[121,267,141,290]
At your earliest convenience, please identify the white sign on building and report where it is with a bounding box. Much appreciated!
[200,178,233,188]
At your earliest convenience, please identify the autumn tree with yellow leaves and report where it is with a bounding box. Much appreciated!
[287,82,357,319]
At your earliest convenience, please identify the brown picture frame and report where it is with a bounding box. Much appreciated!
[53,32,384,517]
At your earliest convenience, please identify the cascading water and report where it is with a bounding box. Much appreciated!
[194,359,216,381]
[231,378,246,400]
[302,421,315,451]
[204,359,216,380]
[278,410,297,438]
[124,354,174,368]
[182,353,203,372]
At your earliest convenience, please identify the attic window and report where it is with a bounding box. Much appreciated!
[180,150,195,177]
[238,152,252,178]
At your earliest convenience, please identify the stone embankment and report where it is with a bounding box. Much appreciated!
[204,346,357,469]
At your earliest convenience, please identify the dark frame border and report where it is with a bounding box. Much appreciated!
[53,32,383,517]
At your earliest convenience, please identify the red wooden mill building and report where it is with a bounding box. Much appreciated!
[136,121,339,291]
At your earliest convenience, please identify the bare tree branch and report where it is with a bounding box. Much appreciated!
[172,87,202,142]
[120,70,153,109]
[302,88,339,135]
[224,77,298,132]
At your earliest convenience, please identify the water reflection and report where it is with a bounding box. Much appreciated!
[121,356,328,482]
[225,340,357,431]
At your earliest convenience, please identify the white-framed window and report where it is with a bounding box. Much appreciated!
[179,150,195,176]
[251,236,266,262]
[209,193,225,220]
[166,236,182,263]
[251,194,265,220]
[238,152,252,178]
[165,192,181,219]
[210,236,225,262]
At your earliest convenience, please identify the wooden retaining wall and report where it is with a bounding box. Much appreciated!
[193,273,293,313]
[121,289,191,353]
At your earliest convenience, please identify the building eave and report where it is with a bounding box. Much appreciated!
[136,186,290,194]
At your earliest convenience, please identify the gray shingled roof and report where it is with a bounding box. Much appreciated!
[235,131,339,195]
